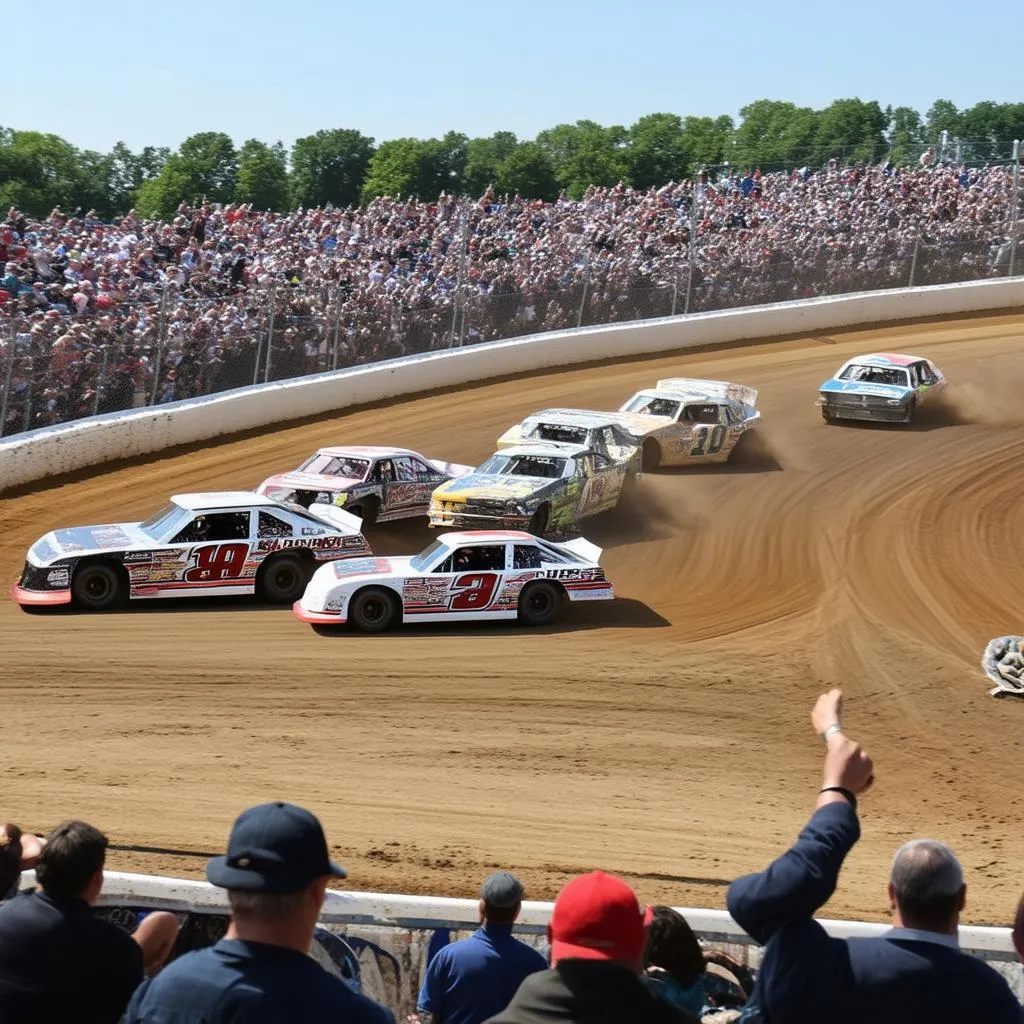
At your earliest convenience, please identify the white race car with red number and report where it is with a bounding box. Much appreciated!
[293,530,614,632]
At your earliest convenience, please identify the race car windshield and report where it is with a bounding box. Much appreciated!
[533,424,587,444]
[623,395,682,418]
[838,365,910,387]
[139,504,191,541]
[411,540,449,572]
[297,454,371,480]
[477,455,566,479]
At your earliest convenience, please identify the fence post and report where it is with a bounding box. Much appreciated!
[0,325,16,438]
[449,205,469,348]
[576,249,591,328]
[331,286,343,370]
[22,358,33,433]
[93,347,109,416]
[149,284,168,406]
[264,283,277,383]
[1010,140,1021,278]
[908,231,921,287]
[671,275,679,317]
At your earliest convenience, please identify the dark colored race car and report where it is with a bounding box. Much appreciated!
[256,445,473,524]
[11,492,371,611]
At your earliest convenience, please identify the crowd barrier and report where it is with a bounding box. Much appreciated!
[2,277,1022,494]
[16,871,1017,1016]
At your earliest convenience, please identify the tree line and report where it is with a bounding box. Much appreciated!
[1,98,1021,221]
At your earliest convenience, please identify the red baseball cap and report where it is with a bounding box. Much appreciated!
[548,871,651,963]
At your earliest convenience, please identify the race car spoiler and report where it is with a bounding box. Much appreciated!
[306,503,366,535]
[656,378,758,408]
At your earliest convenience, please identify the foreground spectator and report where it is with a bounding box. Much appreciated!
[125,800,394,1023]
[415,870,547,1024]
[486,870,695,1022]
[726,689,1023,1023]
[1014,893,1023,962]
[0,823,45,901]
[643,906,707,1017]
[0,820,179,1023]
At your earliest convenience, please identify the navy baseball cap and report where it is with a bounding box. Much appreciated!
[206,802,346,894]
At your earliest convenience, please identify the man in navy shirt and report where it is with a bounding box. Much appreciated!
[727,689,1023,1024]
[416,871,547,1024]
[125,801,394,1023]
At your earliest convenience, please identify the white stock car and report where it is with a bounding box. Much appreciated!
[616,378,761,469]
[293,531,614,632]
[11,492,371,611]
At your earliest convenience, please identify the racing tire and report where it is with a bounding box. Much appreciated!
[904,398,917,425]
[71,561,128,611]
[641,440,661,471]
[346,497,378,526]
[256,554,310,604]
[349,586,399,634]
[527,504,550,537]
[517,581,561,627]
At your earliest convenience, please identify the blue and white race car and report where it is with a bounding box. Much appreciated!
[817,353,946,424]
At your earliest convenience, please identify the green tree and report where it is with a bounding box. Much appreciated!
[134,159,196,219]
[681,115,734,170]
[732,100,819,169]
[289,128,374,208]
[535,120,628,198]
[360,132,467,202]
[495,142,559,200]
[135,131,238,218]
[235,139,290,210]
[885,106,924,163]
[0,129,108,217]
[627,113,689,189]
[107,141,170,213]
[463,131,519,196]
[958,101,1024,160]
[924,99,962,144]
[814,98,888,164]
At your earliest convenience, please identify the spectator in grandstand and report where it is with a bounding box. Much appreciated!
[0,823,45,901]
[0,820,179,1023]
[124,800,394,1023]
[414,870,547,1024]
[726,689,1024,1024]
[486,871,696,1023]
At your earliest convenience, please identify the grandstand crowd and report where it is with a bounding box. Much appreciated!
[1,691,1023,1023]
[0,157,1019,436]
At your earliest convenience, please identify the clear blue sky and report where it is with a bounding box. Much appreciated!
[13,0,1022,153]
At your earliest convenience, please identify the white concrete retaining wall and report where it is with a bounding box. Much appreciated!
[2,278,1021,494]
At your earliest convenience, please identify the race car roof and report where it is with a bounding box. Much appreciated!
[314,445,424,459]
[845,353,926,367]
[438,530,535,544]
[171,492,282,511]
[496,440,592,459]
[522,408,626,428]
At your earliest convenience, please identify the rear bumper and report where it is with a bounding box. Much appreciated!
[10,583,72,606]
[292,600,346,625]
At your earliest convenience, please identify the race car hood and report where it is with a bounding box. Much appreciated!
[424,458,475,478]
[608,410,677,437]
[258,470,364,493]
[28,522,150,565]
[432,474,548,502]
[818,379,912,399]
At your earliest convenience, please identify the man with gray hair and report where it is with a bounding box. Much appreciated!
[414,871,547,1024]
[727,690,1022,1023]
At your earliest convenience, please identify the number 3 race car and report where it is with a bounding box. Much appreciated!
[293,531,614,632]
[255,446,473,523]
[615,378,761,469]
[11,493,371,611]
[817,353,946,424]
[427,441,636,537]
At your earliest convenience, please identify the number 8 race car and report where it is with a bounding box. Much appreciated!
[11,492,371,611]
[293,531,614,632]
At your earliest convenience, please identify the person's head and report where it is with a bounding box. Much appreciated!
[207,802,346,946]
[0,824,27,896]
[35,821,107,903]
[888,839,965,934]
[644,906,705,988]
[548,871,650,973]
[479,870,525,925]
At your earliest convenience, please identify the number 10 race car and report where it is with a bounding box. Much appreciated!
[293,531,614,631]
[11,493,371,611]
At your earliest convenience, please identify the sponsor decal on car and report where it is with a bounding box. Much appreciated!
[46,568,70,587]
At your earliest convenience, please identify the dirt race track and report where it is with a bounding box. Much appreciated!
[2,311,1024,927]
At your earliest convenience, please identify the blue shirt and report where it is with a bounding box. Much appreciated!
[124,937,394,1023]
[418,923,547,1024]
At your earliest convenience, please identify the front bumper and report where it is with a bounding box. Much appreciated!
[428,506,531,529]
[10,582,72,606]
[818,397,911,423]
[292,600,346,625]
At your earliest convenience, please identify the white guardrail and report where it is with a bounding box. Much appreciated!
[2,277,1022,493]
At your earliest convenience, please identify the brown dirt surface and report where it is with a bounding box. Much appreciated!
[2,311,1023,927]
